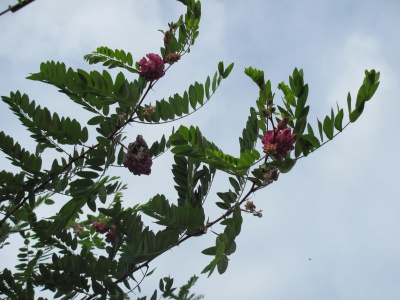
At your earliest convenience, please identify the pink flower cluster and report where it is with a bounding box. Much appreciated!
[123,135,152,175]
[93,221,108,233]
[138,53,165,81]
[93,221,117,244]
[262,127,297,159]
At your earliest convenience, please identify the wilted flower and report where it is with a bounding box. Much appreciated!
[244,201,263,218]
[105,225,117,244]
[123,135,153,176]
[165,53,181,65]
[264,168,279,182]
[143,105,156,115]
[72,224,84,236]
[138,53,165,81]
[253,210,263,218]
[262,127,296,158]
[117,113,127,126]
[245,201,256,211]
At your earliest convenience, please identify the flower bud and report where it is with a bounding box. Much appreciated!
[261,108,271,117]
[164,31,172,45]
[277,116,290,130]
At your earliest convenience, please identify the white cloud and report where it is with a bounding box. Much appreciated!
[1,0,400,299]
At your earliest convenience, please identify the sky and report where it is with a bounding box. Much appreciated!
[1,0,400,299]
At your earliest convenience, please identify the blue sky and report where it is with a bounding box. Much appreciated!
[1,0,399,299]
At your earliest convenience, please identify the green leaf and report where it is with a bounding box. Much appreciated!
[215,202,230,210]
[300,134,320,148]
[218,61,224,76]
[84,46,137,73]
[317,119,324,142]
[334,108,344,131]
[278,82,295,107]
[244,67,265,88]
[228,177,241,194]
[76,171,99,179]
[87,116,104,125]
[205,76,211,100]
[217,255,229,274]
[201,246,217,256]
[222,63,234,78]
[323,115,334,140]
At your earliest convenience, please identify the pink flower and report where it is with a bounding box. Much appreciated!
[261,130,275,146]
[138,53,165,81]
[93,221,108,234]
[262,128,297,158]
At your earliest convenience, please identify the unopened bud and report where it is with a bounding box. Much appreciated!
[277,116,290,130]
[261,108,271,117]
[164,31,172,45]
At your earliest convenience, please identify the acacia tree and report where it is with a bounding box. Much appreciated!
[0,0,380,299]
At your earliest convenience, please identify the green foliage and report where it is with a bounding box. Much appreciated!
[27,60,147,117]
[2,91,88,149]
[159,275,204,300]
[0,131,42,174]
[348,70,380,122]
[201,204,242,276]
[140,194,205,233]
[84,46,137,73]
[137,63,233,124]
[172,156,215,208]
[275,68,380,157]
[0,0,379,299]
[169,125,260,175]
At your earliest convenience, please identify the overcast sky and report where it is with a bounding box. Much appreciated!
[1,0,400,299]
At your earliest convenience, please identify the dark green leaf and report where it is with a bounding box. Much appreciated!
[323,116,334,140]
[201,246,217,256]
